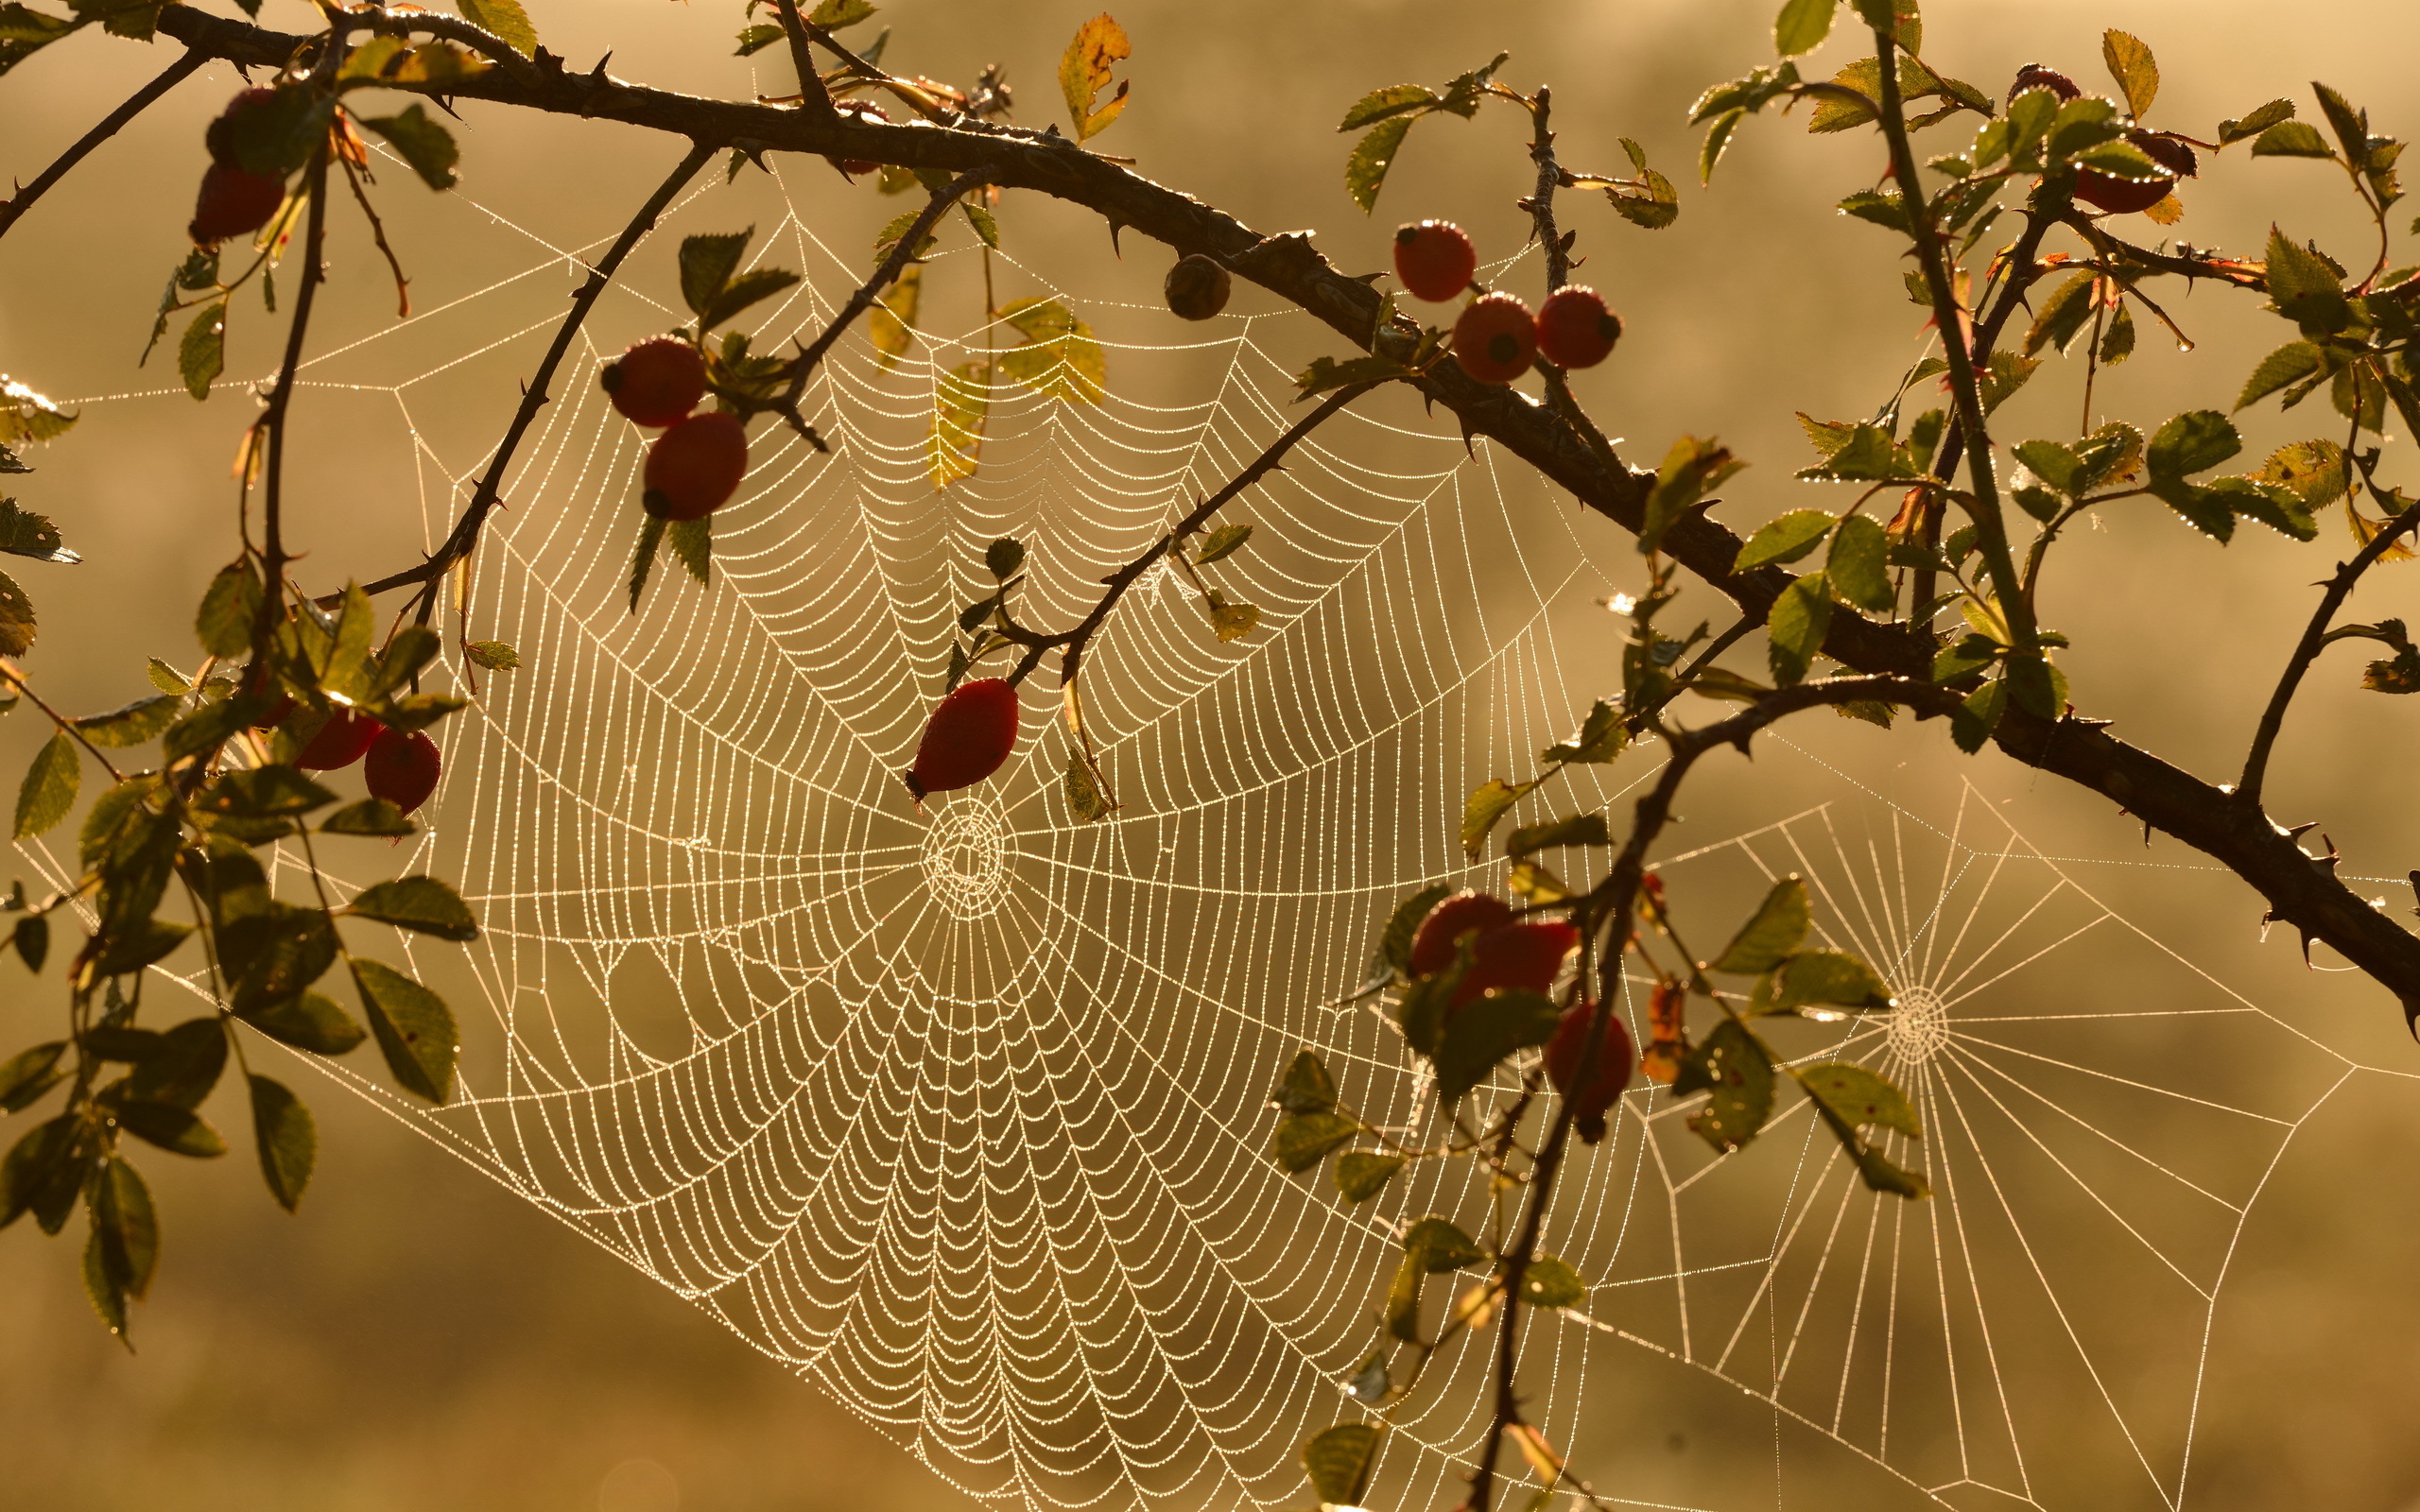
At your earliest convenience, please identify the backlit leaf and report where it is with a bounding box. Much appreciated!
[457,0,537,56]
[1270,1111,1357,1173]
[178,301,225,401]
[2099,29,2157,120]
[1676,1019,1774,1152]
[360,104,458,190]
[1335,1152,1405,1203]
[929,361,989,487]
[1766,573,1833,686]
[1378,884,1453,977]
[1058,13,1132,143]
[1799,1060,1922,1137]
[13,731,76,838]
[1302,1423,1382,1506]
[1434,988,1561,1103]
[995,299,1106,405]
[351,958,458,1104]
[1711,876,1809,974]
[866,264,922,369]
[1520,1255,1586,1309]
[345,875,478,941]
[1733,508,1835,571]
[1825,514,1892,613]
[677,229,752,321]
[247,1074,317,1211]
[1461,778,1524,861]
[1773,0,1834,57]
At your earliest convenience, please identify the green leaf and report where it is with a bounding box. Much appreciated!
[2100,29,2157,119]
[351,958,458,1105]
[0,375,75,447]
[247,1073,317,1211]
[14,731,77,839]
[1712,876,1810,974]
[90,1156,158,1301]
[1604,166,1680,230]
[1640,436,1743,555]
[2220,99,2295,146]
[1335,1152,1406,1203]
[11,915,46,974]
[1699,107,1747,187]
[2255,438,2348,508]
[2252,120,2333,159]
[1345,114,1422,212]
[126,1017,226,1109]
[1270,1111,1358,1174]
[996,299,1107,405]
[0,565,33,657]
[1294,353,1409,398]
[984,537,1026,578]
[1403,1215,1485,1272]
[1835,189,1910,235]
[1271,1049,1337,1114]
[239,990,369,1056]
[1756,950,1893,1013]
[1734,508,1836,571]
[733,22,782,56]
[1766,573,1833,687]
[1461,779,1526,861]
[1519,1255,1586,1309]
[1340,82,1441,131]
[959,201,1000,250]
[2148,410,2241,481]
[0,1040,65,1112]
[1504,813,1609,857]
[177,301,225,402]
[460,639,518,672]
[677,229,753,322]
[2024,271,2099,356]
[667,516,711,588]
[360,104,458,190]
[1825,515,1892,613]
[806,0,875,26]
[1799,1060,1922,1137]
[345,875,478,941]
[700,267,802,333]
[1950,677,2006,753]
[1794,423,1897,482]
[74,694,179,748]
[1378,884,1453,977]
[866,264,921,370]
[1541,699,1626,764]
[1201,591,1259,643]
[1675,1019,1774,1153]
[1191,524,1253,567]
[1773,0,1834,56]
[0,497,74,564]
[458,0,537,55]
[195,562,262,659]
[202,765,337,819]
[116,1099,227,1159]
[1063,750,1113,823]
[1434,988,1561,1104]
[1302,1423,1382,1506]
[1393,969,1457,1059]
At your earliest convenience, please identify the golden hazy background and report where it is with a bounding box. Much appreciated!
[7,1,2420,1508]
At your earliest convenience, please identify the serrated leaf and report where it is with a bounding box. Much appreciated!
[1378,884,1453,977]
[1340,82,1440,131]
[1757,950,1893,1013]
[1302,1423,1382,1506]
[1773,0,1834,57]
[1541,699,1626,765]
[90,1156,157,1302]
[345,875,478,941]
[1058,12,1132,144]
[457,0,537,56]
[247,1074,317,1211]
[1676,1019,1774,1153]
[2220,99,2295,146]
[2099,30,2157,120]
[1063,749,1114,822]
[1520,1255,1586,1309]
[959,201,1000,249]
[733,21,782,56]
[807,0,875,25]
[0,1040,65,1112]
[929,362,989,488]
[1734,508,1836,571]
[1766,573,1832,687]
[2148,409,2241,480]
[177,301,225,402]
[1951,677,2007,753]
[701,267,801,333]
[1604,166,1680,230]
[1640,435,1742,555]
[462,639,519,671]
[1272,1049,1337,1115]
[1825,514,1892,613]
[1294,352,1409,397]
[866,264,922,370]
[1270,1111,1357,1174]
[351,958,458,1104]
[14,730,77,838]
[360,104,458,191]
[677,229,752,322]
[195,562,262,659]
[73,694,179,748]
[2025,271,2099,357]
[2252,120,2333,159]
[1461,779,1524,861]
[1191,523,1253,566]
[1712,876,1809,974]
[0,376,75,447]
[1800,1060,1922,1137]
[1336,1151,1406,1203]
[1201,590,1258,643]
[996,299,1106,405]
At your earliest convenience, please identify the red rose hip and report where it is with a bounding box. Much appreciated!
[906,678,1021,801]
[204,87,284,167]
[189,163,286,247]
[2075,129,2197,215]
[1407,890,1515,978]
[294,707,382,771]
[365,727,441,816]
[1535,285,1622,369]
[1164,254,1231,320]
[1546,1000,1634,1145]
[601,337,708,428]
[1392,220,1477,303]
[1451,919,1581,1010]
[643,410,749,521]
[1452,293,1538,385]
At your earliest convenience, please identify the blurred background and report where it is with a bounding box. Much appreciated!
[7,0,2420,1508]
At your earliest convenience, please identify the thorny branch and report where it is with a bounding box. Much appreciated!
[0,46,205,241]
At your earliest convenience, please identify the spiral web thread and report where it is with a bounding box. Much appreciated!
[34,148,2420,1512]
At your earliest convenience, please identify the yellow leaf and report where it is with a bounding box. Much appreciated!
[867,265,921,369]
[928,360,988,488]
[1058,13,1132,144]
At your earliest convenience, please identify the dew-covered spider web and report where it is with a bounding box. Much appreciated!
[40,146,2420,1512]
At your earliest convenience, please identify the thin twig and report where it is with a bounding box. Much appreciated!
[338,153,411,318]
[774,166,989,415]
[0,47,207,242]
[0,662,129,782]
[769,0,839,125]
[2237,481,2420,807]
[245,142,334,696]
[353,140,716,607]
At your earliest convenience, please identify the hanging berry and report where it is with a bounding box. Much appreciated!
[2075,131,2196,215]
[364,728,442,816]
[1164,254,1232,320]
[601,337,707,428]
[642,410,750,520]
[1451,919,1580,1009]
[1535,286,1622,369]
[1546,1000,1634,1145]
[294,707,383,770]
[188,163,286,248]
[906,678,1021,801]
[1408,890,1515,978]
[1392,220,1478,302]
[1452,293,1538,385]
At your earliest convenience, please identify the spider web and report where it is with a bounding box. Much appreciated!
[40,148,2414,1512]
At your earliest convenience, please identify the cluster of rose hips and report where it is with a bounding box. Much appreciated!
[2009,62,2197,215]
[1406,887,1634,1144]
[601,338,750,520]
[189,89,291,248]
[1392,221,1623,386]
[904,676,1021,803]
[254,701,443,816]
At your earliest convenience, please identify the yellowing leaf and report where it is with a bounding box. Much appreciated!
[1058,13,1132,144]
[929,360,989,488]
[867,265,922,369]
[994,298,1106,404]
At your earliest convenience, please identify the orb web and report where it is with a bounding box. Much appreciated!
[29,131,2420,1512]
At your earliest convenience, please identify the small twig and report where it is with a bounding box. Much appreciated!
[337,153,411,318]
[354,140,716,607]
[0,48,207,243]
[769,0,840,126]
[2237,479,2420,807]
[774,167,989,415]
[1525,85,1570,293]
[0,662,129,782]
[245,142,335,696]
